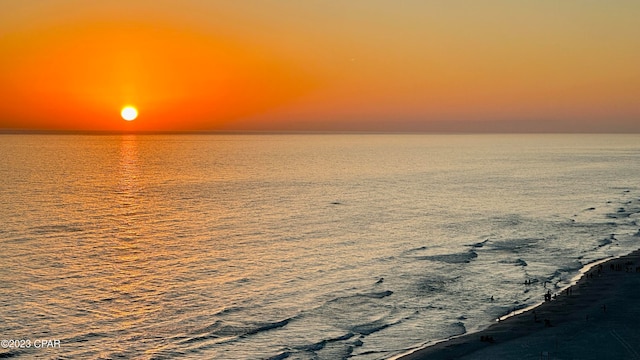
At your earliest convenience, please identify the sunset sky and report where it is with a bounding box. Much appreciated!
[1,1,639,132]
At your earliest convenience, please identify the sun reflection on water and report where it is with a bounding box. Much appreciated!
[107,135,164,350]
[118,135,141,206]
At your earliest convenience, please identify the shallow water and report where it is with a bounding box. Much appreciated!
[1,134,639,359]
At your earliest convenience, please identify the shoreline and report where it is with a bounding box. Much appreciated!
[393,248,640,359]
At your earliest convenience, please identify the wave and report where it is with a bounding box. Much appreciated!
[514,258,528,267]
[417,275,456,294]
[407,245,428,252]
[362,290,394,299]
[0,351,18,358]
[469,239,489,248]
[489,237,543,253]
[212,306,244,317]
[270,287,403,358]
[607,206,640,219]
[265,352,291,360]
[244,319,290,336]
[183,318,293,346]
[405,245,480,264]
[352,321,392,336]
[266,331,365,359]
[547,261,584,286]
[596,236,614,248]
[326,289,395,305]
[452,321,466,335]
[415,250,478,264]
[295,332,356,352]
[497,258,528,267]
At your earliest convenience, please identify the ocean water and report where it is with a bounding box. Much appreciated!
[1,134,639,360]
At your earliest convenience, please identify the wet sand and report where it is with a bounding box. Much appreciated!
[395,249,640,360]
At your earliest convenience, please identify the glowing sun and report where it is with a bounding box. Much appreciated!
[121,106,138,121]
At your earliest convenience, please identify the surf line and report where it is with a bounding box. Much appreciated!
[496,255,616,322]
[390,254,619,360]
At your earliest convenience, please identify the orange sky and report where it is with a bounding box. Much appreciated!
[1,1,639,132]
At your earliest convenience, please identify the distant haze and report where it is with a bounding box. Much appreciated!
[1,1,639,132]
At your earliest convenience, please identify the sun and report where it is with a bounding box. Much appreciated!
[121,106,138,121]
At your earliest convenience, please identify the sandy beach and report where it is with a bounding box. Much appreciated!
[396,249,640,360]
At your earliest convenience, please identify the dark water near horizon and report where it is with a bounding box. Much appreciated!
[1,134,639,359]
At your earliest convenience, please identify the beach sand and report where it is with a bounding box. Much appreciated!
[396,249,640,360]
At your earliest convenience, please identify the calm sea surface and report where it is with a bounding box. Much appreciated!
[1,134,639,359]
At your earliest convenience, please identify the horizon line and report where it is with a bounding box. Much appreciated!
[2,129,639,136]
